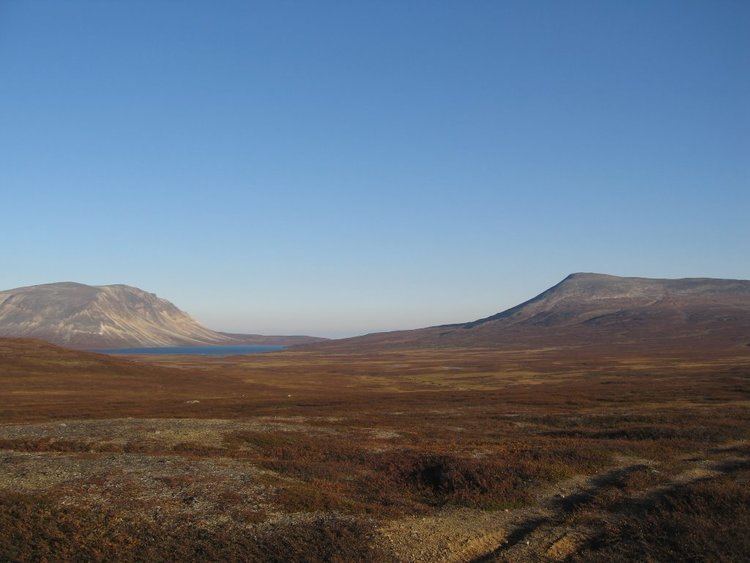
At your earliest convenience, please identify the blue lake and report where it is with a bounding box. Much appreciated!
[97,345,286,356]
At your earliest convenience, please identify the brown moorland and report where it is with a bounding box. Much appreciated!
[1,337,749,561]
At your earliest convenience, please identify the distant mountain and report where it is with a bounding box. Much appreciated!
[0,282,326,349]
[305,273,750,351]
[218,332,330,347]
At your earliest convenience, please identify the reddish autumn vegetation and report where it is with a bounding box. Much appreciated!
[1,338,749,561]
[571,461,750,561]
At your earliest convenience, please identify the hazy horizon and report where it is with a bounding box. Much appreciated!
[2,271,749,339]
[2,1,748,337]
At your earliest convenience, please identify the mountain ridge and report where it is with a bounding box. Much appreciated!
[0,282,325,349]
[302,273,750,351]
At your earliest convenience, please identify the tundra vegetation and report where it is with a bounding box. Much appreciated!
[1,338,748,561]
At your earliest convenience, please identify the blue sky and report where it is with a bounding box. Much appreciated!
[1,1,748,337]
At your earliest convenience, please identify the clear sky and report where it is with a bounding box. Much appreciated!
[1,1,748,337]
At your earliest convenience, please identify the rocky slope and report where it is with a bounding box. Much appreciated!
[305,273,750,351]
[0,282,324,349]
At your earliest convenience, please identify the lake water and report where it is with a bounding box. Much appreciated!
[98,345,286,356]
